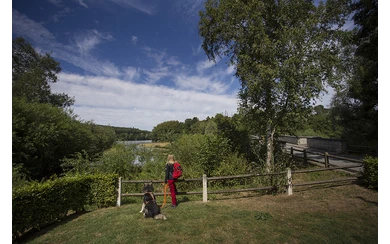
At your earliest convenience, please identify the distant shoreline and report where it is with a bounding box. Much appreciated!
[116,140,153,145]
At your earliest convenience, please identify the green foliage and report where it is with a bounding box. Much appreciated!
[12,164,30,188]
[183,117,200,134]
[248,144,294,192]
[212,153,248,177]
[198,135,233,176]
[135,147,167,181]
[86,174,119,208]
[12,38,116,181]
[190,120,208,134]
[169,134,208,178]
[13,176,90,238]
[151,120,183,142]
[12,174,118,239]
[170,134,249,179]
[12,37,74,108]
[199,0,351,171]
[211,152,249,188]
[94,144,141,179]
[330,0,377,146]
[88,123,117,155]
[60,150,93,175]
[213,113,255,162]
[171,134,230,178]
[13,97,81,179]
[295,105,343,138]
[111,126,151,141]
[362,156,378,189]
[12,97,116,180]
[204,120,218,134]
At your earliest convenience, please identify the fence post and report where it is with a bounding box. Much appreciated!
[303,149,307,165]
[117,177,122,207]
[203,174,208,202]
[290,147,294,158]
[286,168,292,195]
[324,152,329,168]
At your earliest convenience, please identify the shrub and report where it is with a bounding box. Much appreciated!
[12,173,118,240]
[362,156,378,189]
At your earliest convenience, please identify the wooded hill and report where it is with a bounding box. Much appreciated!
[109,126,152,141]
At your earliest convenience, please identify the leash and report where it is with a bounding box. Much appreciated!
[160,183,169,208]
[145,192,156,205]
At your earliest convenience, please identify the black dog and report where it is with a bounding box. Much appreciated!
[140,183,167,220]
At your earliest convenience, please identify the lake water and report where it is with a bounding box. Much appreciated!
[116,140,154,165]
[116,140,153,145]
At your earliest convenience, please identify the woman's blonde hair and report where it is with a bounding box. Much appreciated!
[167,154,175,164]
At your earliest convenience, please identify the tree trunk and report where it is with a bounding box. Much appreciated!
[265,121,275,173]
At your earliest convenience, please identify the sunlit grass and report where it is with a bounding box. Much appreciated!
[140,142,170,148]
[19,183,377,244]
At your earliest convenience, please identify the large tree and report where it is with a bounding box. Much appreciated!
[331,0,378,146]
[199,0,351,171]
[12,37,74,108]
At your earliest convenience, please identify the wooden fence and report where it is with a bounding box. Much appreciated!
[289,147,364,173]
[116,159,363,206]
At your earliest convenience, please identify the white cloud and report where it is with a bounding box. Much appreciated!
[52,0,157,15]
[196,59,216,73]
[143,66,170,84]
[52,7,72,22]
[123,66,140,81]
[13,8,233,93]
[13,9,56,43]
[91,29,114,41]
[75,0,88,8]
[73,30,114,55]
[173,73,231,95]
[131,36,138,45]
[13,10,121,77]
[142,46,167,67]
[225,65,235,75]
[48,0,64,7]
[52,73,238,130]
[74,34,101,54]
[174,0,204,21]
[191,44,202,56]
[166,56,181,66]
[108,0,157,15]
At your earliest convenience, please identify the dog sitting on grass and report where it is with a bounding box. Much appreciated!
[140,183,167,220]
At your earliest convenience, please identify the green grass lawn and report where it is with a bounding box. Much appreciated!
[18,183,377,244]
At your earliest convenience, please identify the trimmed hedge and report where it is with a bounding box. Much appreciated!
[12,173,118,239]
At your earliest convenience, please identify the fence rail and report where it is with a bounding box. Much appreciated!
[116,162,363,206]
[290,147,364,173]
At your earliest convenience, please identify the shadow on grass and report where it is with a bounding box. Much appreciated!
[14,210,91,244]
[356,196,378,206]
[293,181,359,193]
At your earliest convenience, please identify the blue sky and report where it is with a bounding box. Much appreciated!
[12,0,335,131]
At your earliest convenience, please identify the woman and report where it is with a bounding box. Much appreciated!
[164,154,177,207]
